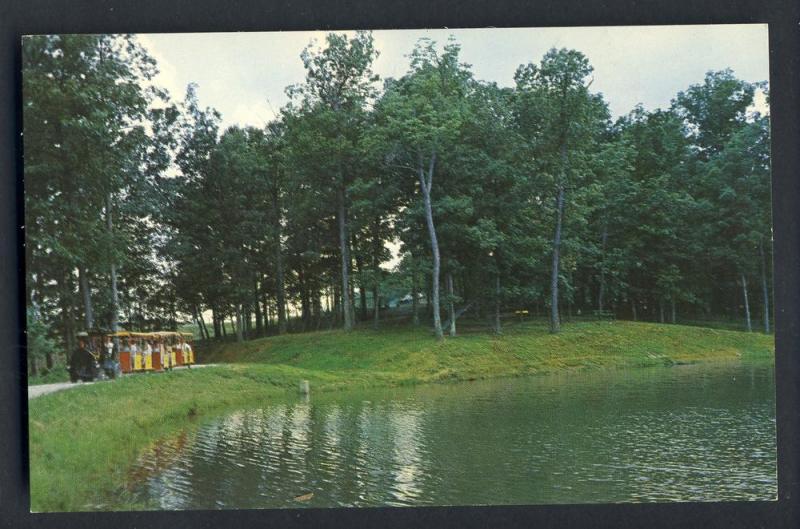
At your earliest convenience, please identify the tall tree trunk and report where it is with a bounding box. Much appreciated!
[235,305,244,342]
[372,284,380,330]
[62,273,76,361]
[337,186,354,331]
[760,239,770,333]
[254,279,263,337]
[313,292,322,330]
[265,296,272,334]
[332,281,341,328]
[598,226,608,312]
[33,273,54,368]
[272,191,287,335]
[192,306,204,340]
[371,267,379,330]
[493,267,502,335]
[275,263,287,335]
[262,277,271,331]
[79,266,94,330]
[631,298,638,321]
[350,262,357,325]
[411,260,420,326]
[325,286,331,314]
[359,286,368,321]
[550,183,565,334]
[419,151,443,339]
[371,217,381,330]
[357,254,368,321]
[659,299,665,323]
[425,277,432,317]
[106,193,119,332]
[212,308,221,339]
[298,265,310,331]
[201,313,210,340]
[741,274,752,332]
[671,297,676,324]
[446,271,456,337]
[302,287,311,331]
[550,98,570,333]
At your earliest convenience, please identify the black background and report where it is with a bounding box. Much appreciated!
[1,1,798,528]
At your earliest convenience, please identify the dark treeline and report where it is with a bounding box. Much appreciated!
[23,32,772,372]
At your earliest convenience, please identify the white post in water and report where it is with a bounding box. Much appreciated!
[299,380,310,395]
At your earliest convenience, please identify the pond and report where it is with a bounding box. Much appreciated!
[129,362,776,509]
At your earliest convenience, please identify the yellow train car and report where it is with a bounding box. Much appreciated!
[122,332,156,372]
[79,329,196,376]
[150,331,182,370]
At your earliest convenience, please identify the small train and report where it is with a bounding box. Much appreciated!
[115,331,196,373]
[68,330,196,383]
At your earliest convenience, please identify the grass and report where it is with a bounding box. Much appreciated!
[28,319,774,512]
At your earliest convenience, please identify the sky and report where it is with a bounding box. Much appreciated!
[137,24,770,132]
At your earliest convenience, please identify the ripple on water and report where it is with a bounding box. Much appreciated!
[127,362,777,509]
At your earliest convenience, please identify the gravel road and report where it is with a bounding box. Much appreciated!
[28,364,216,400]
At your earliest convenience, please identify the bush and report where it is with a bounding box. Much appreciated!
[26,308,60,376]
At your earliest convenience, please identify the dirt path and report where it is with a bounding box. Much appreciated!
[28,364,217,400]
[28,381,93,399]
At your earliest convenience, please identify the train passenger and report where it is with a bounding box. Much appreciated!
[143,339,153,369]
[159,339,171,370]
[181,337,193,367]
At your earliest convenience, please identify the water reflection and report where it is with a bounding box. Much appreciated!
[129,362,776,509]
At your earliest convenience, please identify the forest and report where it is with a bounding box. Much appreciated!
[22,31,772,374]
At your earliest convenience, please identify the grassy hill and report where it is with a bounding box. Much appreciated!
[199,319,773,381]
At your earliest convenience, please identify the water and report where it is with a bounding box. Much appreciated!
[129,362,776,509]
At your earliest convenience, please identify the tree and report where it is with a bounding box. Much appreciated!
[285,31,380,332]
[23,34,166,350]
[674,71,768,330]
[703,116,771,331]
[372,38,472,339]
[673,69,756,158]
[350,119,402,329]
[610,107,697,323]
[26,308,60,377]
[514,48,607,333]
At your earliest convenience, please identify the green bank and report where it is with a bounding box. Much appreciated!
[28,321,774,511]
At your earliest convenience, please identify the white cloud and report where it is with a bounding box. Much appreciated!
[136,34,186,102]
[137,25,769,128]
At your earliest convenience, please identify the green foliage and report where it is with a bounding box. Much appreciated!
[673,69,756,157]
[24,32,774,358]
[26,308,60,375]
[23,34,175,339]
